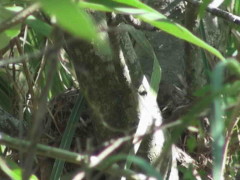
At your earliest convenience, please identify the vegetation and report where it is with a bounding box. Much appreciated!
[0,0,240,179]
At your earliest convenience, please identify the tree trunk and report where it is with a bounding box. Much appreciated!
[63,10,178,179]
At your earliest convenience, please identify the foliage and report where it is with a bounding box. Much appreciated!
[0,0,240,180]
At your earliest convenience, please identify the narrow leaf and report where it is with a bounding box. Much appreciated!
[50,94,85,180]
[81,0,225,61]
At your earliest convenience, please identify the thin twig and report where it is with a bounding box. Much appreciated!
[0,132,86,164]
[15,38,35,107]
[0,132,140,179]
[22,37,60,180]
[0,3,40,33]
[0,38,77,67]
[0,108,27,136]
[0,130,131,167]
[33,40,49,92]
[186,0,240,25]
[123,15,158,31]
[222,95,240,177]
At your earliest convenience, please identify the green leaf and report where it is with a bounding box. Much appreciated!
[79,1,113,12]
[150,57,161,95]
[211,62,226,180]
[102,154,163,179]
[40,0,98,42]
[125,26,161,96]
[186,136,197,152]
[81,0,225,61]
[0,157,38,180]
[0,33,11,49]
[138,16,224,61]
[199,0,212,17]
[90,0,154,12]
[0,6,22,49]
[50,94,85,180]
[210,59,240,180]
[59,63,74,88]
[234,0,240,15]
[26,16,52,37]
[0,6,21,23]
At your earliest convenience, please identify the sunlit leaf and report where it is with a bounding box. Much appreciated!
[80,0,225,61]
[0,6,22,49]
[125,26,161,96]
[0,157,38,180]
[40,0,98,41]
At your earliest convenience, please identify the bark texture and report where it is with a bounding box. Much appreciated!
[64,11,176,179]
[64,38,138,143]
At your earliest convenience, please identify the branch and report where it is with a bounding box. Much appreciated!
[0,132,145,179]
[184,2,199,94]
[0,107,26,136]
[0,3,40,34]
[186,0,240,25]
[123,15,158,31]
[0,132,85,164]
